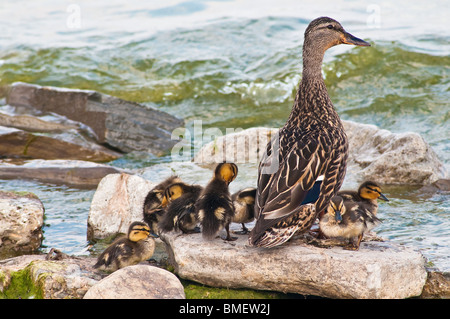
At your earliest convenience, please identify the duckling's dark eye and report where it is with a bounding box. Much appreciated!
[327,25,334,30]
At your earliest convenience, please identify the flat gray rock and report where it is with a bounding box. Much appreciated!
[0,160,124,189]
[162,231,428,299]
[5,82,184,155]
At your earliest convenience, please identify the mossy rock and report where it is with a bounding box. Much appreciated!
[0,263,44,299]
[181,279,296,299]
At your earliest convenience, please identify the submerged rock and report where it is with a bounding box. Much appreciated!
[0,191,44,257]
[83,264,185,299]
[0,159,125,189]
[161,232,428,299]
[87,173,155,240]
[5,82,184,155]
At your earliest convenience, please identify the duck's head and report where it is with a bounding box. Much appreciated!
[304,17,371,52]
[359,181,389,201]
[214,162,238,185]
[327,196,346,223]
[128,221,151,242]
[161,182,188,207]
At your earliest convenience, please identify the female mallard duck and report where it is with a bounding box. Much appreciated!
[143,175,182,235]
[158,182,203,234]
[337,181,389,214]
[93,221,155,272]
[231,187,256,234]
[196,162,238,241]
[319,196,381,250]
[249,17,370,248]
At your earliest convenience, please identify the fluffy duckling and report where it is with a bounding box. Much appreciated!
[231,187,256,234]
[143,175,182,235]
[196,162,238,241]
[319,196,381,250]
[338,181,389,215]
[158,182,203,234]
[93,221,155,272]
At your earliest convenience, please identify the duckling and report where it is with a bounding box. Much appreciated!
[319,196,381,250]
[231,187,256,234]
[249,17,370,248]
[196,162,238,241]
[143,175,182,235]
[158,182,203,234]
[93,221,155,272]
[338,181,389,215]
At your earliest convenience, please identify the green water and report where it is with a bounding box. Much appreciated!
[0,1,449,270]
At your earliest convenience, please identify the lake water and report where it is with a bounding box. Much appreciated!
[0,1,449,271]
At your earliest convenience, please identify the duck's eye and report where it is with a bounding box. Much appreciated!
[327,25,334,30]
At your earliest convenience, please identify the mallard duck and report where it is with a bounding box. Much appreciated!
[319,196,381,250]
[338,181,389,214]
[143,175,182,235]
[249,17,370,248]
[231,187,257,234]
[93,221,155,272]
[158,182,203,234]
[196,162,238,241]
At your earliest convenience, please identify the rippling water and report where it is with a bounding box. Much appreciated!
[0,1,449,270]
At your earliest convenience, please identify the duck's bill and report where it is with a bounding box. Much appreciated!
[379,193,389,201]
[334,210,343,222]
[342,32,371,46]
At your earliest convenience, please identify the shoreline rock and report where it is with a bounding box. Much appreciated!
[0,254,185,299]
[0,159,126,189]
[161,231,428,299]
[5,82,184,155]
[0,191,44,258]
[87,173,155,240]
[83,264,185,299]
[193,121,447,185]
[0,129,121,162]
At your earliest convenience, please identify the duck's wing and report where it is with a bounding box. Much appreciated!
[252,129,348,239]
[256,130,325,220]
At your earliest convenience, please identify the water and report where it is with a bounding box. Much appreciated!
[0,1,449,270]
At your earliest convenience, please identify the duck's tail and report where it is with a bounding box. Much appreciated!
[248,203,316,248]
[198,207,224,240]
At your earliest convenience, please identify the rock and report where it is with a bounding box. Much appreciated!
[0,129,121,162]
[418,179,450,194]
[161,232,428,299]
[87,173,155,240]
[5,82,184,154]
[0,159,125,189]
[193,121,447,185]
[342,120,447,185]
[193,126,278,166]
[0,191,44,258]
[83,264,185,299]
[0,254,103,299]
[0,112,78,133]
[420,270,450,299]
